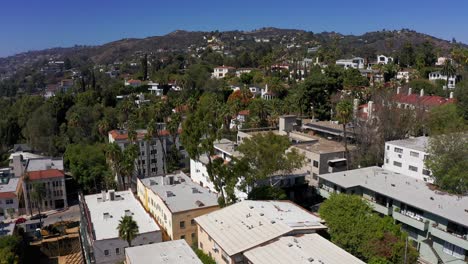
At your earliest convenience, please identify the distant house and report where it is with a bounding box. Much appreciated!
[124,79,142,87]
[435,57,449,66]
[428,71,457,89]
[230,110,250,129]
[0,168,21,219]
[235,68,254,77]
[376,54,393,65]
[44,84,59,98]
[396,70,410,81]
[336,57,365,69]
[212,66,235,79]
[147,82,164,96]
[60,79,74,92]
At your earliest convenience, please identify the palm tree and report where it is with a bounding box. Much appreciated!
[106,143,125,190]
[335,100,354,169]
[440,59,456,97]
[30,182,47,222]
[117,215,139,247]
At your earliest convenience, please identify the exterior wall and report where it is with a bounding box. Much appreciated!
[0,197,19,218]
[197,225,233,264]
[93,231,162,264]
[428,73,457,89]
[190,159,216,192]
[296,147,346,187]
[383,142,433,182]
[172,207,219,246]
[23,177,68,215]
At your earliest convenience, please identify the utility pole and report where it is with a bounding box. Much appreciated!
[404,236,408,264]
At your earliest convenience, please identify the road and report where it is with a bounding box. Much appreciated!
[42,205,80,226]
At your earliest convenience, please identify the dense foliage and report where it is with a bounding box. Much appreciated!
[319,194,419,263]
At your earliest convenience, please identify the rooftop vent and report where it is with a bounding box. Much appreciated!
[103,212,111,220]
[430,197,434,200]
[195,200,205,207]
[150,180,158,186]
[125,209,133,216]
[249,205,254,209]
[167,191,176,197]
[270,220,276,224]
[287,243,293,247]
[308,257,314,262]
[260,213,264,216]
[192,187,200,194]
[391,184,396,187]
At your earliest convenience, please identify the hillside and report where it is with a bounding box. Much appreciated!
[0,27,464,75]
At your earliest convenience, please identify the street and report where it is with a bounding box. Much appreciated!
[42,205,80,226]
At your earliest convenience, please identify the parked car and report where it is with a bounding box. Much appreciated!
[15,217,27,224]
[30,214,47,220]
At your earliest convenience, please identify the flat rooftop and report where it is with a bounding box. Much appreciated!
[195,200,326,256]
[125,240,202,264]
[26,158,63,172]
[302,121,357,138]
[244,234,364,264]
[294,137,352,154]
[140,172,218,213]
[0,177,20,194]
[84,190,159,241]
[214,139,241,157]
[319,166,468,226]
[386,136,429,152]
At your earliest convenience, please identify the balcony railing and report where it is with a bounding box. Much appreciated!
[393,210,429,231]
[371,202,392,216]
[430,226,468,251]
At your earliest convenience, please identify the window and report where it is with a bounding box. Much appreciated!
[180,221,185,229]
[312,173,318,180]
[104,250,110,256]
[409,165,418,172]
[6,199,13,205]
[385,159,389,164]
[410,151,419,158]
[191,233,196,239]
[199,242,203,249]
[394,147,403,154]
[180,235,185,239]
[116,248,120,255]
[313,160,319,168]
[393,161,402,167]
[191,219,196,225]
[386,145,389,150]
[142,160,145,165]
[422,169,431,176]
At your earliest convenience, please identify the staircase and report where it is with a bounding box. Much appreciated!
[422,239,444,264]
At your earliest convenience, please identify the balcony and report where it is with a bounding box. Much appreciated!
[371,202,392,216]
[393,210,429,231]
[318,188,331,199]
[430,226,468,250]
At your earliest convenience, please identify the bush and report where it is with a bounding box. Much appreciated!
[192,247,216,264]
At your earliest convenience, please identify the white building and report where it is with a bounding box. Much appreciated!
[396,71,410,81]
[195,200,326,264]
[125,240,202,264]
[147,82,164,96]
[429,71,457,89]
[335,57,365,69]
[244,233,364,264]
[212,66,235,79]
[0,168,21,219]
[79,190,162,264]
[235,68,253,77]
[383,136,433,183]
[376,54,393,65]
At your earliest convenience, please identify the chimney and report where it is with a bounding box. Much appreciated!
[368,101,374,119]
[450,92,454,99]
[408,88,412,95]
[397,87,401,94]
[101,190,106,201]
[108,190,115,201]
[420,89,424,97]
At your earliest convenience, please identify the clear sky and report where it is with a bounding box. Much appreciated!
[1,0,467,58]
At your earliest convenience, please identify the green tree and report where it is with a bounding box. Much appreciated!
[440,59,456,97]
[117,215,139,247]
[319,194,418,263]
[454,80,468,119]
[0,235,21,264]
[427,104,466,135]
[237,132,305,187]
[141,54,148,81]
[30,182,46,221]
[335,100,353,168]
[343,68,368,88]
[398,42,415,67]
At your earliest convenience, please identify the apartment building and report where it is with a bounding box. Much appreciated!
[212,66,235,78]
[383,136,433,182]
[23,158,67,215]
[318,166,468,264]
[137,172,219,245]
[79,190,161,264]
[108,127,184,184]
[125,239,202,264]
[195,200,327,264]
[244,233,364,264]
[0,168,21,219]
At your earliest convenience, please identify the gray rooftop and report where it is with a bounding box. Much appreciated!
[0,177,19,194]
[125,240,202,264]
[244,234,364,264]
[140,172,218,213]
[386,136,429,152]
[195,200,326,256]
[319,166,468,226]
[84,190,159,241]
[214,139,241,157]
[25,158,63,172]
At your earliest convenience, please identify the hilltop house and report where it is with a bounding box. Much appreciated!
[428,72,457,89]
[212,66,235,79]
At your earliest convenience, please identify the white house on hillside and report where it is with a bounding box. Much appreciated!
[335,57,365,69]
[377,55,393,65]
[212,66,235,78]
[429,71,457,89]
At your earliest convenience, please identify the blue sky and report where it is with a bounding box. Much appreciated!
[0,0,467,57]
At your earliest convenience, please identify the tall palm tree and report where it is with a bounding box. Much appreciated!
[335,100,354,169]
[106,143,125,190]
[440,59,456,97]
[117,215,139,247]
[30,182,47,222]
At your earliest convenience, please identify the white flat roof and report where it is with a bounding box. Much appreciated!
[0,177,19,194]
[195,200,326,256]
[386,136,428,152]
[125,240,202,264]
[84,190,160,241]
[319,166,468,227]
[8,152,44,161]
[26,158,63,172]
[140,172,218,213]
[244,234,364,264]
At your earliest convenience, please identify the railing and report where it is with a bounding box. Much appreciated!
[430,225,468,250]
[393,210,429,231]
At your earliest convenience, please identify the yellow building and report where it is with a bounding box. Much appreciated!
[137,172,219,246]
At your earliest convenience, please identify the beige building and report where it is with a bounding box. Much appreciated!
[125,239,202,264]
[137,172,219,245]
[195,200,327,264]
